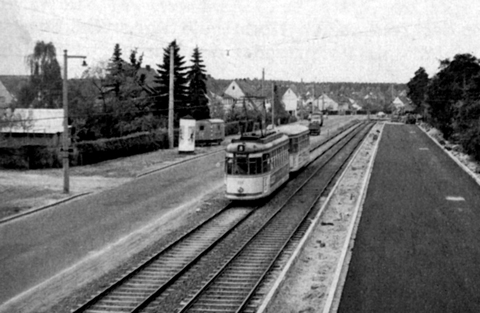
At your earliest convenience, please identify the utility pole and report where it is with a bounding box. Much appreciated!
[62,50,86,194]
[262,68,266,133]
[313,81,316,112]
[168,44,174,149]
[322,93,325,111]
[271,82,275,127]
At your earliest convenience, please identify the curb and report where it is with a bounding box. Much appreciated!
[323,122,384,313]
[418,125,480,187]
[1,148,226,225]
[0,192,91,224]
[0,120,361,224]
[256,122,382,313]
[136,148,224,178]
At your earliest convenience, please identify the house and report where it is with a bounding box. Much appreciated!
[391,96,414,114]
[315,93,339,112]
[221,79,268,114]
[0,108,64,146]
[334,94,351,114]
[349,98,362,114]
[281,86,300,117]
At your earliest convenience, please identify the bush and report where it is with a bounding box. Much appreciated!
[225,121,240,136]
[456,123,480,161]
[73,130,170,166]
[0,129,179,169]
[0,145,61,169]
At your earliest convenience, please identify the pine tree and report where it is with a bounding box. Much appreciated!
[150,40,189,119]
[187,47,210,120]
[106,43,124,100]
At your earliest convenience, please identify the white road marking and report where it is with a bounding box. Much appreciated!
[419,147,429,150]
[446,196,465,201]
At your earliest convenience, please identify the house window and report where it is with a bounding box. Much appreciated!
[199,125,205,131]
[232,85,235,90]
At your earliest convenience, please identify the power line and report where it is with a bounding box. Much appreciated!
[0,0,449,53]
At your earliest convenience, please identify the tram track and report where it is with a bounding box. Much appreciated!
[176,122,374,313]
[71,121,372,313]
[72,202,256,313]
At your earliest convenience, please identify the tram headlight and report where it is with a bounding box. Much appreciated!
[238,145,245,152]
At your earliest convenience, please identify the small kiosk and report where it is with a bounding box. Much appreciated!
[179,116,196,154]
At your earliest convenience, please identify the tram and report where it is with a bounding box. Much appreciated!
[225,130,290,200]
[276,124,310,172]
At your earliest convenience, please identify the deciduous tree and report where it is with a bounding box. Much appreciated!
[407,67,429,114]
[426,53,480,138]
[22,41,62,108]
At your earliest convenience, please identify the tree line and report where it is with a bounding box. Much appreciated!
[11,40,210,141]
[407,53,480,160]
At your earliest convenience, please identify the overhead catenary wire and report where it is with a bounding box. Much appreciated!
[0,0,448,54]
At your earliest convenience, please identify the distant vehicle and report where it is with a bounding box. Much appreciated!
[195,119,225,146]
[308,112,323,136]
[376,112,386,118]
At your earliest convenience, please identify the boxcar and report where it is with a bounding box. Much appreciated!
[195,119,225,146]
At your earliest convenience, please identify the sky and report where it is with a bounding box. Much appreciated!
[1,0,480,83]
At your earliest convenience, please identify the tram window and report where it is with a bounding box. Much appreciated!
[293,138,298,153]
[234,156,248,175]
[249,157,262,174]
[263,154,270,172]
[226,157,234,174]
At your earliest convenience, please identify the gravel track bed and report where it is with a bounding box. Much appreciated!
[266,122,382,313]
[0,117,365,313]
[156,123,372,312]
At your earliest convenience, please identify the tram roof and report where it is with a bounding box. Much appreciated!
[227,131,289,153]
[275,124,310,136]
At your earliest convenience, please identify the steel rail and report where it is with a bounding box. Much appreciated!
[178,123,373,312]
[71,121,368,313]
[240,122,374,313]
[72,202,255,313]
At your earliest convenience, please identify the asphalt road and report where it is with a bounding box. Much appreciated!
[338,124,480,312]
[0,115,360,307]
[0,152,225,305]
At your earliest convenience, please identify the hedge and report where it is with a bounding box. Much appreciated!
[0,129,178,169]
[72,130,172,166]
[225,121,240,136]
[0,145,61,169]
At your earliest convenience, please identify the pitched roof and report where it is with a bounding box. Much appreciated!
[0,80,14,108]
[392,96,414,112]
[276,86,289,98]
[0,75,29,97]
[236,79,265,98]
[206,76,231,96]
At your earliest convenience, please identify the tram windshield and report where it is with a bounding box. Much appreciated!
[226,154,266,175]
